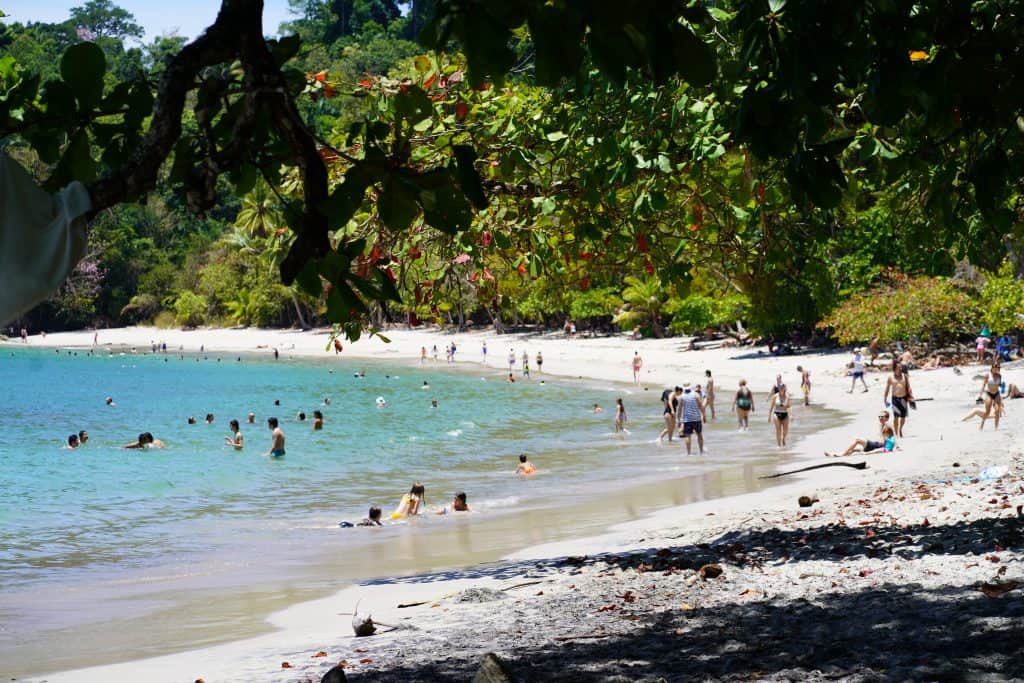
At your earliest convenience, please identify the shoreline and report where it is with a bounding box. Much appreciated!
[12,325,1023,681]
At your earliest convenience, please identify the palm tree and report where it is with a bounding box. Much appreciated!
[234,180,284,239]
[613,275,667,337]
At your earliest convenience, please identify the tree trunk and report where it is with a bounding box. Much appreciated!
[289,290,309,329]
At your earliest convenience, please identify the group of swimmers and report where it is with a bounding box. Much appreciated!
[339,454,538,528]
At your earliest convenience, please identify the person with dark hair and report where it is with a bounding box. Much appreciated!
[187,416,197,425]
[312,410,323,430]
[123,432,164,449]
[266,417,285,457]
[731,379,754,431]
[78,430,89,445]
[515,454,537,475]
[391,483,425,518]
[436,492,471,514]
[357,507,382,526]
[883,360,914,437]
[247,412,255,424]
[225,419,243,450]
[204,413,214,424]
[704,370,716,420]
[296,411,306,421]
[66,433,79,449]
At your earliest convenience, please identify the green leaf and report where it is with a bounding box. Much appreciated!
[61,42,106,110]
[526,3,584,86]
[295,261,324,298]
[393,85,433,125]
[418,170,472,234]
[452,145,487,209]
[51,130,97,187]
[545,131,568,142]
[319,165,376,230]
[377,176,420,231]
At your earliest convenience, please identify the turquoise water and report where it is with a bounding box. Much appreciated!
[0,345,842,677]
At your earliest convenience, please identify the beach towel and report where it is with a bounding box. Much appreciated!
[0,153,92,325]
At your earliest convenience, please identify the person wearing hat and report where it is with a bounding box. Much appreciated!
[848,348,868,393]
[827,410,896,457]
[677,382,706,455]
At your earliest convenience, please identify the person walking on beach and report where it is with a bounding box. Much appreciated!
[482,340,487,363]
[432,344,438,361]
[659,387,678,442]
[962,363,1004,430]
[731,379,754,431]
[849,348,868,393]
[632,352,643,385]
[420,346,427,363]
[768,384,792,447]
[704,370,716,420]
[536,351,543,374]
[266,417,286,457]
[450,340,456,361]
[678,383,706,455]
[883,360,914,437]
[225,419,244,450]
[614,398,627,433]
[333,338,343,354]
[797,366,811,406]
[508,348,516,373]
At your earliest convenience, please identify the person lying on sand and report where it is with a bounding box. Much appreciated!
[1006,383,1024,399]
[123,432,165,449]
[515,454,537,475]
[827,414,896,457]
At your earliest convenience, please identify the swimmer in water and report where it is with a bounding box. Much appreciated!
[266,417,285,457]
[66,434,80,449]
[431,399,439,408]
[123,432,165,449]
[422,381,430,390]
[188,416,197,424]
[592,403,603,413]
[507,373,516,383]
[515,454,537,475]
[376,396,387,408]
[436,491,471,514]
[224,419,244,450]
[357,507,382,527]
[312,410,323,430]
[391,483,425,518]
[297,411,306,422]
[205,413,214,424]
[247,412,255,424]
[78,430,88,445]
[323,397,331,406]
[105,396,115,406]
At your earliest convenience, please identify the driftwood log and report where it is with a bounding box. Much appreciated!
[759,461,868,480]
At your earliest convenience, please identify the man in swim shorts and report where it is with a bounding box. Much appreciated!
[678,382,706,456]
[266,417,286,457]
[883,360,914,437]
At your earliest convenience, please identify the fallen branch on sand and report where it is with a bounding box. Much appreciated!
[759,462,868,480]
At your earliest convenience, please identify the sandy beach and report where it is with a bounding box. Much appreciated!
[10,325,1024,681]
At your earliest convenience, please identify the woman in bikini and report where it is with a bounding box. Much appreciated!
[827,412,897,457]
[768,383,792,447]
[731,379,754,431]
[962,363,1003,430]
[614,398,627,433]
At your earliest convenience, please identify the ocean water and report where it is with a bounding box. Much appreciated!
[0,345,842,678]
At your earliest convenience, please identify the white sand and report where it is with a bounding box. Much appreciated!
[12,325,1021,681]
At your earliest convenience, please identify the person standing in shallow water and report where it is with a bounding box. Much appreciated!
[704,370,716,420]
[768,384,792,447]
[266,417,285,457]
[225,419,243,450]
[731,379,754,431]
[797,365,811,406]
[614,398,627,433]
[678,383,706,456]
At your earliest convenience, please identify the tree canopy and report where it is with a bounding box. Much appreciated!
[1,0,1022,342]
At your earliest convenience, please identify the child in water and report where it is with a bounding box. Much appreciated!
[391,483,425,518]
[515,454,537,475]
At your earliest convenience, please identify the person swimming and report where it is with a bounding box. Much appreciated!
[247,412,255,424]
[592,403,603,413]
[515,454,537,475]
[266,417,285,457]
[66,433,79,449]
[123,432,165,449]
[358,507,382,526]
[391,483,425,518]
[376,396,387,407]
[297,411,306,421]
[225,419,244,450]
[205,413,214,424]
[422,381,430,389]
[188,416,197,425]
[436,492,471,514]
[78,430,88,445]
[105,396,115,406]
[431,399,439,408]
[312,410,323,430]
